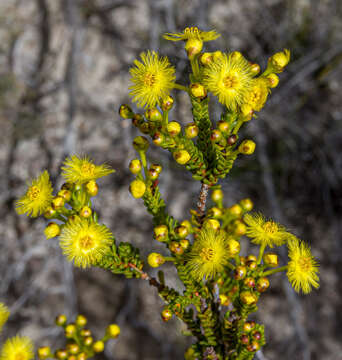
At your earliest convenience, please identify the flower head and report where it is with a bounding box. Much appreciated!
[186,228,229,281]
[244,213,288,248]
[163,27,220,42]
[16,171,53,217]
[129,51,176,108]
[202,52,254,111]
[0,336,34,360]
[61,155,114,185]
[0,303,10,332]
[287,237,319,294]
[59,218,113,268]
[244,78,270,111]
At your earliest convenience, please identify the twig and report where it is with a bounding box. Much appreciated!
[197,183,210,218]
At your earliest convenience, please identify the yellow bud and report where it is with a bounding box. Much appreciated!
[200,52,213,65]
[240,291,258,305]
[129,180,146,198]
[66,343,79,355]
[106,324,121,338]
[227,238,240,257]
[56,350,68,359]
[77,352,87,360]
[208,206,222,218]
[38,346,51,359]
[233,220,246,236]
[263,253,279,267]
[80,329,91,337]
[52,196,65,209]
[129,159,142,175]
[231,51,243,61]
[240,198,253,212]
[267,73,279,88]
[44,222,61,239]
[185,123,199,139]
[175,225,188,238]
[250,63,260,75]
[269,49,290,72]
[212,51,223,62]
[240,104,253,121]
[185,38,203,58]
[55,314,67,326]
[161,95,174,111]
[145,107,162,122]
[93,341,105,353]
[211,189,223,203]
[238,140,256,155]
[76,314,87,327]
[173,150,191,165]
[65,324,77,338]
[161,308,173,322]
[119,104,133,119]
[167,121,182,136]
[169,241,184,255]
[85,180,98,197]
[84,336,93,346]
[79,206,92,218]
[256,277,270,293]
[180,239,190,250]
[247,254,257,262]
[44,206,56,219]
[147,253,165,268]
[190,83,207,99]
[204,218,220,231]
[217,120,229,133]
[133,136,149,152]
[58,189,72,202]
[154,225,168,242]
[228,204,243,217]
[180,220,192,232]
[219,294,230,306]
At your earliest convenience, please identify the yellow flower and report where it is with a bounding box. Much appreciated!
[129,51,176,108]
[0,303,10,332]
[244,78,270,111]
[186,228,229,281]
[0,336,34,360]
[202,52,254,111]
[61,155,114,185]
[16,171,53,218]
[244,213,288,248]
[163,27,220,42]
[287,237,319,294]
[59,218,113,268]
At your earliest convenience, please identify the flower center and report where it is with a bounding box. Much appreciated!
[185,27,199,36]
[81,163,95,176]
[262,221,278,234]
[250,89,261,103]
[144,73,156,87]
[223,75,238,89]
[200,247,214,262]
[15,353,25,360]
[27,185,40,200]
[298,257,311,272]
[79,235,94,250]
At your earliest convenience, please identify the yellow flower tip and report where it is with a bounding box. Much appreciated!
[163,27,220,42]
[129,179,146,199]
[44,222,61,239]
[59,218,113,268]
[61,155,114,185]
[129,51,176,109]
[244,213,287,248]
[186,228,229,281]
[244,78,270,112]
[16,170,53,218]
[227,238,240,258]
[287,237,319,294]
[202,52,254,111]
[269,49,291,72]
[0,336,34,360]
[0,303,10,332]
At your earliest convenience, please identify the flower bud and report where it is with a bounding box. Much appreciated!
[243,321,255,332]
[204,218,220,231]
[212,51,223,61]
[85,180,98,197]
[147,253,165,267]
[76,314,87,327]
[263,253,279,267]
[77,352,87,360]
[208,206,222,218]
[180,239,190,250]
[65,324,77,338]
[161,308,173,322]
[80,206,92,218]
[152,132,165,146]
[129,180,146,199]
[256,277,270,292]
[180,220,192,232]
[247,260,257,270]
[106,324,120,338]
[55,349,68,359]
[244,277,256,288]
[169,241,184,256]
[234,265,247,280]
[190,83,207,99]
[240,104,253,121]
[240,291,258,305]
[200,52,213,65]
[167,121,181,136]
[234,220,246,236]
[44,222,61,239]
[240,198,253,212]
[139,122,150,134]
[240,334,249,345]
[252,330,262,340]
[154,225,168,242]
[228,204,243,217]
[132,114,144,127]
[133,136,149,152]
[211,189,223,203]
[150,164,162,174]
[58,189,72,202]
[148,168,159,180]
[219,294,230,306]
[129,159,142,174]
[52,196,65,209]
[246,340,260,352]
[38,346,51,359]
[93,341,105,353]
[55,314,67,327]
[66,343,79,355]
[119,104,134,119]
[231,51,243,61]
[173,150,191,165]
[80,329,91,337]
[227,134,237,146]
[185,123,199,139]
[161,96,174,111]
[145,107,162,122]
[44,206,56,219]
[267,73,279,88]
[210,129,223,143]
[84,336,93,346]
[238,140,256,155]
[175,225,188,238]
[217,120,229,133]
[249,63,260,75]
[247,254,257,262]
[269,49,290,72]
[227,238,240,257]
[185,38,203,58]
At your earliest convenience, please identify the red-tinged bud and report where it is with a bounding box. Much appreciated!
[169,241,184,256]
[217,120,229,133]
[119,104,133,119]
[243,321,255,332]
[132,114,144,127]
[161,308,173,322]
[247,260,257,270]
[148,168,159,180]
[175,225,188,238]
[234,266,247,280]
[152,132,165,146]
[210,129,223,143]
[240,334,250,345]
[244,277,255,288]
[246,340,260,352]
[256,277,270,292]
[227,134,237,145]
[185,123,199,139]
[167,121,181,136]
[252,331,262,340]
[161,96,174,111]
[129,159,142,174]
[145,108,162,122]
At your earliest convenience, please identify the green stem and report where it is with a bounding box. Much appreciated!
[138,150,148,179]
[263,265,288,277]
[173,83,189,92]
[232,118,244,134]
[190,56,200,80]
[226,262,235,270]
[235,255,240,265]
[162,109,169,129]
[164,257,176,263]
[257,243,267,264]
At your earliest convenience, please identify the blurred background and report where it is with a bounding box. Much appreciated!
[0,0,341,359]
